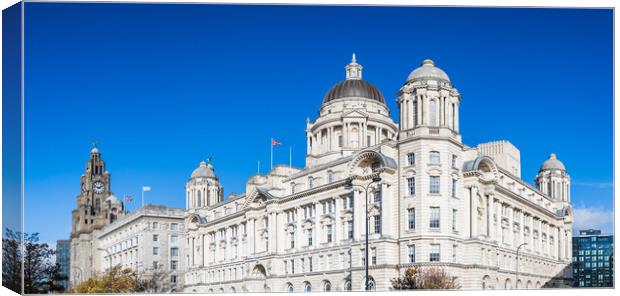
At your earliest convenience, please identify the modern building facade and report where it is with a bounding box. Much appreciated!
[55,239,71,290]
[572,229,614,288]
[97,205,187,292]
[182,56,574,292]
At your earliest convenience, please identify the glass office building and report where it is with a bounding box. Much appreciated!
[572,229,614,287]
[56,240,71,290]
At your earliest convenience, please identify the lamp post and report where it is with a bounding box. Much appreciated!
[98,248,113,292]
[345,174,382,291]
[515,242,528,289]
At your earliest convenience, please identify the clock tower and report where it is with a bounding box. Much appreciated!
[70,144,124,285]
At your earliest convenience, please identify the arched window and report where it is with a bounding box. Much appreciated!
[344,281,352,291]
[286,283,294,292]
[429,99,437,126]
[291,182,296,194]
[304,281,312,292]
[365,277,376,291]
[197,191,202,207]
[230,287,236,293]
[308,177,314,189]
[323,281,332,292]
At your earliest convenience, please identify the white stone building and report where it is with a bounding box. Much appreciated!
[181,56,574,292]
[97,205,187,291]
[69,148,187,292]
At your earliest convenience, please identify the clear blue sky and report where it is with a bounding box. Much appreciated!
[21,4,613,244]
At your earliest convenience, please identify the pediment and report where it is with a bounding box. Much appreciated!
[242,188,276,209]
[342,110,369,119]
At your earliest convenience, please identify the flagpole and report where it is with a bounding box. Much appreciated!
[257,160,260,175]
[289,146,292,169]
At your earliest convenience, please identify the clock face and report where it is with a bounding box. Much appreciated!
[92,181,105,194]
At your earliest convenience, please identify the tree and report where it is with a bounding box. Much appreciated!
[392,266,461,290]
[2,228,22,294]
[71,265,141,293]
[137,263,173,293]
[3,228,64,294]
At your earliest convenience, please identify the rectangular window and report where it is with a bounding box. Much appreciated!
[170,247,178,257]
[430,244,441,262]
[452,209,457,232]
[430,207,440,229]
[452,179,457,197]
[291,259,295,274]
[171,275,177,283]
[309,257,313,272]
[408,245,416,263]
[153,247,159,255]
[430,151,440,164]
[327,224,333,243]
[430,176,440,194]
[170,223,178,230]
[361,249,366,266]
[367,135,371,146]
[344,196,353,209]
[407,177,415,196]
[452,154,457,168]
[347,221,354,239]
[152,261,158,269]
[371,247,377,265]
[452,244,457,262]
[374,215,381,234]
[407,153,415,166]
[290,232,295,249]
[373,190,382,204]
[308,229,313,246]
[153,234,159,242]
[152,222,159,229]
[338,135,343,147]
[407,208,416,230]
[171,260,178,270]
[170,235,178,243]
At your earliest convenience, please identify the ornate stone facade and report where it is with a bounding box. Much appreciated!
[182,56,574,292]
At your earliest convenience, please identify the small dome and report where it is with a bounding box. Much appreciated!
[540,153,566,172]
[407,59,450,82]
[323,80,385,104]
[191,161,217,179]
[91,147,99,154]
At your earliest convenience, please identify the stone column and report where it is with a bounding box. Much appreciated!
[201,234,205,266]
[416,96,422,126]
[333,197,340,243]
[247,218,255,255]
[471,187,478,238]
[315,202,323,245]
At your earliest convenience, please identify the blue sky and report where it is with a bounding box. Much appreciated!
[21,4,613,244]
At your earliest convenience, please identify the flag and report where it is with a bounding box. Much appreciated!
[142,186,151,192]
[271,139,282,146]
[124,195,133,202]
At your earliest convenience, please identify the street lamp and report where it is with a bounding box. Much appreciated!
[344,174,382,291]
[515,242,528,289]
[98,248,113,292]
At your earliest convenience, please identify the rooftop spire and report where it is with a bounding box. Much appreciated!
[345,53,362,80]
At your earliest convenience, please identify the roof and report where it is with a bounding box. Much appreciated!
[407,59,450,82]
[322,79,385,104]
[191,160,217,179]
[539,153,566,172]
